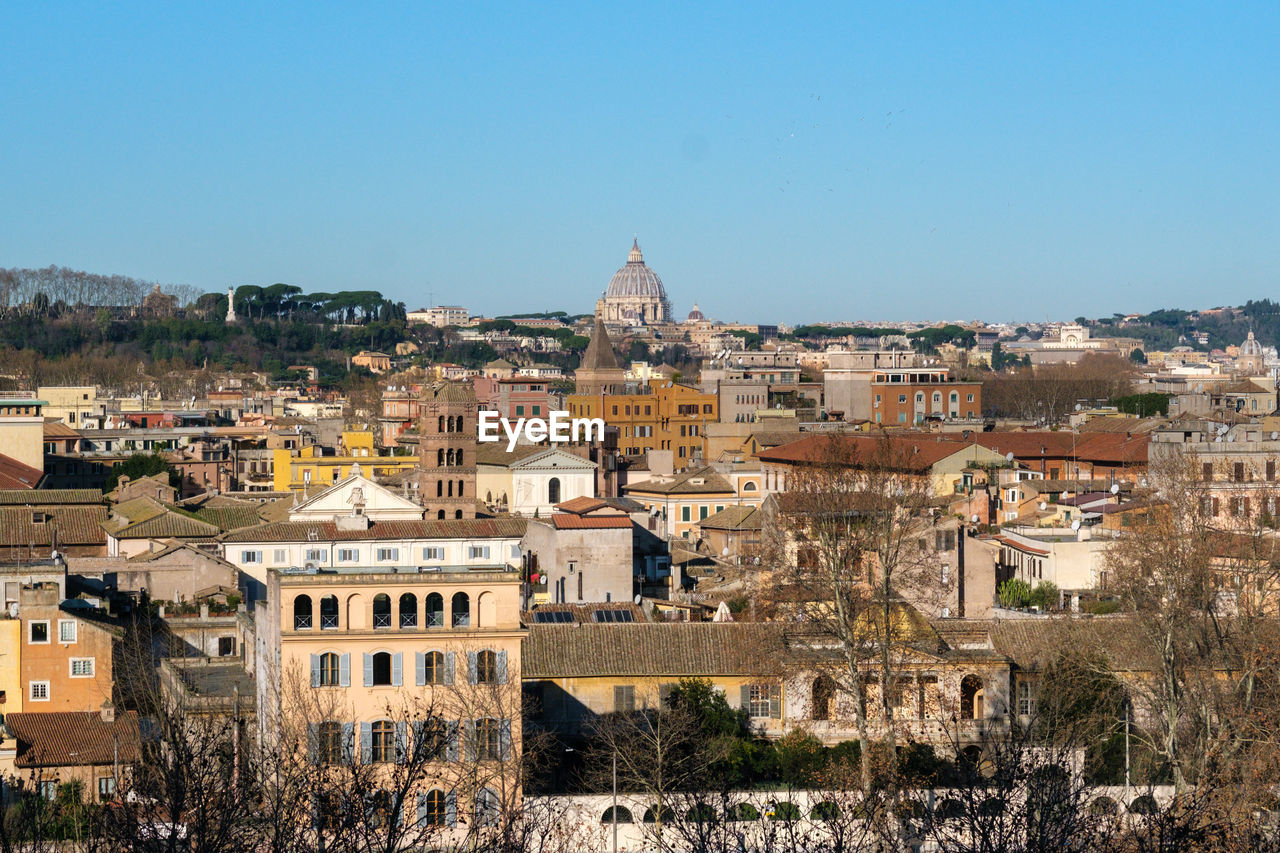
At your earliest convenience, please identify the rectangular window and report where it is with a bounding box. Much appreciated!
[337,548,359,562]
[376,547,399,562]
[681,506,691,522]
[515,405,524,416]
[699,505,710,520]
[58,620,77,643]
[273,549,287,564]
[746,684,778,718]
[241,550,262,564]
[967,394,975,403]
[98,777,116,801]
[70,658,95,677]
[1203,462,1214,481]
[1017,681,1036,716]
[29,621,49,644]
[30,681,50,701]
[421,546,444,561]
[1234,462,1246,483]
[532,405,541,416]
[305,549,328,563]
[468,545,491,560]
[614,684,636,713]
[1268,461,1276,482]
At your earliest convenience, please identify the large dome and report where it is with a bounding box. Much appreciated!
[606,239,667,299]
[1241,331,1264,356]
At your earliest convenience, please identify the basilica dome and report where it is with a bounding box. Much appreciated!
[596,239,672,325]
[1241,330,1264,357]
[686,303,705,323]
[607,239,667,299]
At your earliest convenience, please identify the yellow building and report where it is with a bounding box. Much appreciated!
[261,564,525,837]
[37,386,98,427]
[273,432,418,491]
[0,618,21,715]
[567,382,718,461]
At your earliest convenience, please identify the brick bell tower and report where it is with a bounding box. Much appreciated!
[416,382,478,520]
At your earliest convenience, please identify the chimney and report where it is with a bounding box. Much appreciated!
[100,700,116,724]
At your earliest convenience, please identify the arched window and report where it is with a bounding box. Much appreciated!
[437,448,445,466]
[318,721,342,764]
[399,593,417,628]
[320,595,339,629]
[424,651,445,684]
[293,595,313,630]
[476,649,497,684]
[447,480,454,497]
[373,594,392,628]
[438,509,446,519]
[743,482,758,492]
[447,449,455,466]
[451,593,470,627]
[425,593,444,627]
[812,675,835,721]
[455,509,463,519]
[456,449,463,466]
[548,477,561,505]
[372,652,393,686]
[319,652,340,686]
[960,674,983,720]
[421,790,447,826]
[438,416,445,432]
[436,480,443,497]
[371,720,394,763]
[601,806,634,824]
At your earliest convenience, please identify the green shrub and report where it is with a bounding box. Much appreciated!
[1029,581,1059,610]
[998,578,1033,608]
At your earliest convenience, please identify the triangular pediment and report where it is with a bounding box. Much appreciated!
[510,448,598,471]
[289,473,425,522]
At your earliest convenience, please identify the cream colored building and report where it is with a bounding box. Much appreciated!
[0,396,47,470]
[257,561,525,838]
[37,386,98,427]
[475,446,597,516]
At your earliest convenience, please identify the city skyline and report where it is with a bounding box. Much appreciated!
[3,2,1278,323]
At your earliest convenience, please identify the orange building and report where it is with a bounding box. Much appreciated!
[19,584,117,712]
[567,382,718,461]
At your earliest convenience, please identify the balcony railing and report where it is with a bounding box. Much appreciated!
[373,613,392,629]
[294,615,312,630]
[426,613,444,628]
[320,614,339,630]
[400,613,418,629]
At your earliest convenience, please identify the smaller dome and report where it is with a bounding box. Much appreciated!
[686,303,705,322]
[1241,331,1264,356]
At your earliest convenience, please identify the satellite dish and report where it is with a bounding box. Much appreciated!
[971,514,979,524]
[1110,483,1120,494]
[1272,432,1278,440]
[1071,520,1082,531]
[1006,452,1014,461]
[721,547,730,557]
[634,594,642,605]
[1039,501,1047,511]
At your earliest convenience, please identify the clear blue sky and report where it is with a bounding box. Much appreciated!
[3,2,1278,324]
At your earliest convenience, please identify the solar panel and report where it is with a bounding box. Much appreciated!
[534,611,574,624]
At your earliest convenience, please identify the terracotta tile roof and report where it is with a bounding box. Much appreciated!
[475,443,551,466]
[757,434,979,473]
[984,617,1253,673]
[697,505,761,531]
[992,535,1050,557]
[0,505,108,547]
[221,517,528,543]
[107,506,221,540]
[623,467,736,496]
[0,453,43,489]
[555,496,609,514]
[522,622,790,679]
[973,431,1149,466]
[188,506,263,532]
[550,514,633,530]
[42,420,82,439]
[0,489,103,505]
[8,711,140,768]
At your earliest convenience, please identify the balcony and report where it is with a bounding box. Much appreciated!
[320,614,339,630]
[294,615,312,630]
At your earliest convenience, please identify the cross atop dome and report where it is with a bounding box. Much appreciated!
[629,237,643,263]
